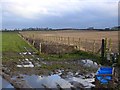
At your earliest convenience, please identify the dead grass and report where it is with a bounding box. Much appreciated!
[20,30,118,53]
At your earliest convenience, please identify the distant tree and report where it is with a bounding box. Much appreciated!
[105,28,110,30]
[87,27,94,30]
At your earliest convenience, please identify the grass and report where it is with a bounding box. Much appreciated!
[2,31,36,62]
[2,32,34,52]
[39,50,101,63]
[0,32,2,52]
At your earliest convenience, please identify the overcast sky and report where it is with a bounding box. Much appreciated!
[1,0,119,29]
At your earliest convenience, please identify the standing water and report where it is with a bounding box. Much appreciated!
[24,74,73,88]
[0,76,14,88]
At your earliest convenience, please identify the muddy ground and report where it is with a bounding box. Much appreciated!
[1,50,99,89]
[2,50,98,77]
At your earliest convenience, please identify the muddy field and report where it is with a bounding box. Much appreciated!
[1,32,101,89]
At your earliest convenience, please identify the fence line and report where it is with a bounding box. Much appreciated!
[19,32,118,54]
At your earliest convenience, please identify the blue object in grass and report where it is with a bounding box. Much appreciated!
[96,67,113,84]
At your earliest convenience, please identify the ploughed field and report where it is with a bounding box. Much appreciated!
[20,30,118,53]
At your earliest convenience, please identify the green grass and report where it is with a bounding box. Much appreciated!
[0,32,2,52]
[39,50,100,63]
[2,31,37,62]
[2,32,33,52]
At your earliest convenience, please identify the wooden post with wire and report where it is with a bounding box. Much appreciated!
[39,43,42,53]
[33,40,35,46]
[85,39,87,52]
[60,37,62,43]
[108,38,112,53]
[78,38,81,50]
[68,37,70,45]
[72,37,74,45]
[93,40,96,53]
[104,38,108,58]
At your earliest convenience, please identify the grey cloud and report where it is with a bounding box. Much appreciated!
[1,0,118,29]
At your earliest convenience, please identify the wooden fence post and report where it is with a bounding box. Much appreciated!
[33,40,35,46]
[64,37,66,44]
[55,36,57,42]
[63,37,64,44]
[78,38,81,50]
[93,40,96,53]
[56,36,58,43]
[72,37,74,45]
[108,38,112,53]
[101,39,105,64]
[33,34,34,39]
[49,36,51,42]
[68,37,70,45]
[58,36,60,43]
[54,36,56,42]
[50,36,51,42]
[47,36,48,41]
[51,36,53,42]
[60,37,62,43]
[85,39,87,52]
[65,37,68,44]
[105,38,108,58]
[39,43,42,53]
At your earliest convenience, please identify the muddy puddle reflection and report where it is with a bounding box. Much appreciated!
[0,76,14,88]
[23,74,73,88]
[12,73,95,89]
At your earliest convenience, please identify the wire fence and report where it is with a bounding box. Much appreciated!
[19,32,118,55]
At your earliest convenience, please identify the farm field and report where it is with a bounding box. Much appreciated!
[1,31,120,89]
[20,30,118,53]
[2,32,99,61]
[21,30,118,41]
[2,31,99,72]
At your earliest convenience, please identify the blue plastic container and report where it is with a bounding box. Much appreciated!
[96,67,113,84]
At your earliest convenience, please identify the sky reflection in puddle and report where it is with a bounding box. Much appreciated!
[24,74,73,88]
[0,76,14,88]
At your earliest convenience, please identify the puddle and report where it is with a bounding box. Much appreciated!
[0,76,14,88]
[24,74,73,88]
[67,77,95,88]
[11,73,95,89]
[81,59,99,68]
